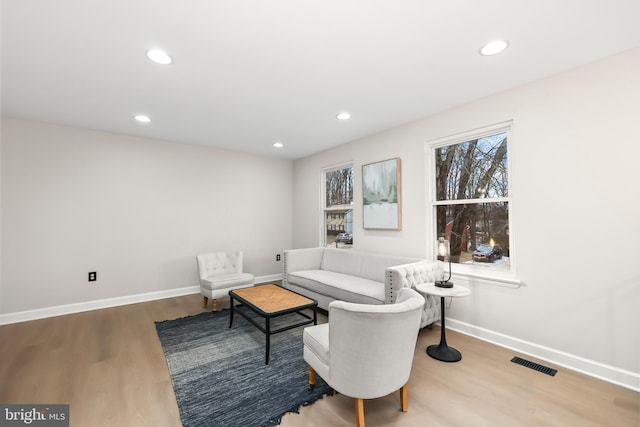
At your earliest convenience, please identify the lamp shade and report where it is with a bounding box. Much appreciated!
[437,237,450,259]
[436,237,453,288]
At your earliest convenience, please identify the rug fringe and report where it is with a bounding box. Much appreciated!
[261,389,336,427]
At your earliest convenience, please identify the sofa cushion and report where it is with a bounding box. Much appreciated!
[320,248,418,282]
[201,273,254,291]
[303,323,329,365]
[287,270,384,305]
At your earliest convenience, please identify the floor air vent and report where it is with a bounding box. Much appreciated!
[511,356,557,376]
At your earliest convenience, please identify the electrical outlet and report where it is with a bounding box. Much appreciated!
[276,254,281,261]
[88,272,97,282]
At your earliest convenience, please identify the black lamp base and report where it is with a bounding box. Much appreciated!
[435,281,453,288]
[427,343,462,362]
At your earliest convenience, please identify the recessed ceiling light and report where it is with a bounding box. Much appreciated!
[134,114,151,123]
[146,49,173,65]
[336,112,351,120]
[273,141,284,148]
[480,40,509,56]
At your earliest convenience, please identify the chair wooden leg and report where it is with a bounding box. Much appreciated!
[202,296,208,308]
[400,383,408,412]
[307,365,316,390]
[211,298,217,312]
[354,398,365,427]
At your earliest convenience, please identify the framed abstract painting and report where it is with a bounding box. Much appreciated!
[362,157,401,230]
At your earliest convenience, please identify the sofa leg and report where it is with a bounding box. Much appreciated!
[202,296,208,308]
[400,383,408,412]
[211,298,217,312]
[354,398,365,427]
[307,365,316,390]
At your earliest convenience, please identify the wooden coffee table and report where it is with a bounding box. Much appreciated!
[229,284,317,364]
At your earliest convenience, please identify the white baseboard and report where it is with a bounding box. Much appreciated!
[445,317,640,392]
[0,274,282,326]
[0,286,200,325]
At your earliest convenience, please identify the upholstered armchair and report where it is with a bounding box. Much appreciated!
[303,287,424,427]
[196,251,255,311]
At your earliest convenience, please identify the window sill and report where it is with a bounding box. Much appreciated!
[451,267,522,288]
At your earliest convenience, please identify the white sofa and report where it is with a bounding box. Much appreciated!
[283,247,442,328]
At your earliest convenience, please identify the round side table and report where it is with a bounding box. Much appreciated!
[415,283,471,362]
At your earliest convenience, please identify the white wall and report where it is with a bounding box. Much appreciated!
[292,48,640,388]
[1,118,293,314]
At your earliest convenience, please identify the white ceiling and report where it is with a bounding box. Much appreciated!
[2,1,639,159]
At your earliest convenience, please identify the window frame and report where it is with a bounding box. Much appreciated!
[426,121,520,286]
[321,162,354,248]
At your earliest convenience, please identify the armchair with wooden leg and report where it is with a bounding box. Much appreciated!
[303,287,424,427]
[196,251,254,311]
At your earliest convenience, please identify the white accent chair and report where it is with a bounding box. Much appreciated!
[303,287,424,427]
[196,251,255,311]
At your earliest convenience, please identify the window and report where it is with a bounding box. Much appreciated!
[430,122,513,275]
[323,164,354,247]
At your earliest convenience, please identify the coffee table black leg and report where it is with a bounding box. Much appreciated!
[229,295,234,328]
[265,317,271,364]
[427,296,462,362]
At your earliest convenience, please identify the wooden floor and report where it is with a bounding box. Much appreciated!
[0,293,637,427]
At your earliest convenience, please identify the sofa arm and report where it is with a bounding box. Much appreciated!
[283,247,325,287]
[385,261,442,303]
[385,260,443,327]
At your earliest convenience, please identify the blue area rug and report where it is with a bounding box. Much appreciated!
[155,310,333,427]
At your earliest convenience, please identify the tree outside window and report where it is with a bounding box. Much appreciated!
[433,129,511,271]
[324,165,353,247]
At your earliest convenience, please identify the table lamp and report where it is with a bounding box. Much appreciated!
[436,237,453,288]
